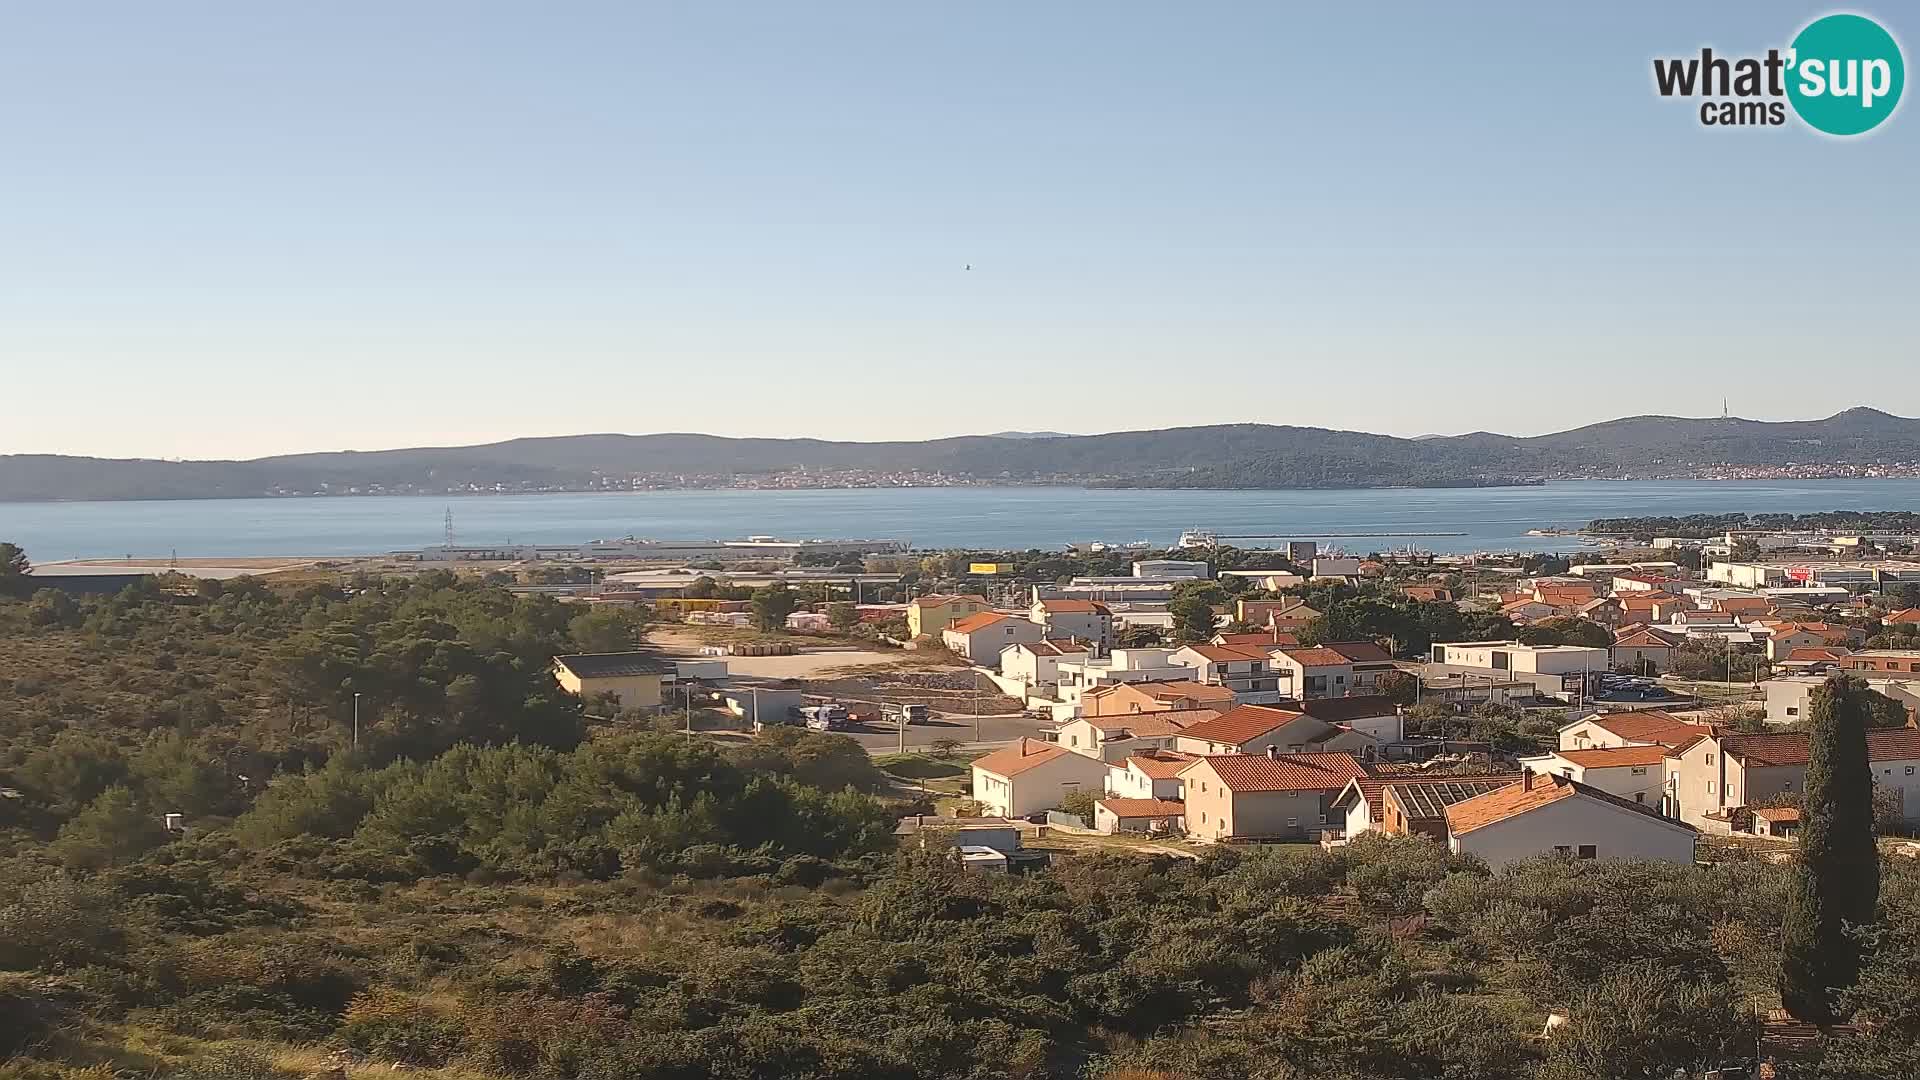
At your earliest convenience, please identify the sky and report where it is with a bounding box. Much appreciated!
[2,2,1916,459]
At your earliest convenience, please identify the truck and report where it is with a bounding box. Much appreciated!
[883,702,930,726]
[797,703,851,731]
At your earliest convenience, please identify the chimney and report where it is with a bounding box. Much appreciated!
[1266,744,1280,759]
[1520,766,1533,790]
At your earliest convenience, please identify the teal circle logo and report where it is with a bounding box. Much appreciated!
[1786,13,1904,135]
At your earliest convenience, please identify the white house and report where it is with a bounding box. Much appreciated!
[1000,639,1091,690]
[1093,797,1187,835]
[1443,773,1698,869]
[969,738,1111,818]
[1431,641,1609,676]
[1515,745,1668,808]
[1105,749,1197,800]
[1295,696,1406,743]
[1269,647,1359,700]
[942,612,1046,667]
[1171,644,1289,703]
[1055,708,1219,762]
[1030,599,1115,651]
[1556,711,1710,752]
[1173,704,1376,759]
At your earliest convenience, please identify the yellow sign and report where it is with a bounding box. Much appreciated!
[969,562,1014,575]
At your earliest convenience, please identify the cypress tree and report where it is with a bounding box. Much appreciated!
[1778,674,1880,1023]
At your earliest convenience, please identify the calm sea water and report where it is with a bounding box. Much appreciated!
[5,479,1920,562]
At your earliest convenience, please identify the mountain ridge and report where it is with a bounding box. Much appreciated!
[3,409,1916,502]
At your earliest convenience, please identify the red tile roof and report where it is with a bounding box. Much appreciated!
[1096,797,1187,818]
[1753,806,1801,822]
[1037,599,1111,614]
[947,611,1015,634]
[1278,646,1353,668]
[1086,709,1219,738]
[1445,772,1694,836]
[1184,752,1368,792]
[911,593,987,607]
[1130,680,1236,703]
[1215,631,1302,647]
[971,737,1072,778]
[1554,745,1671,769]
[1585,711,1713,747]
[1885,608,1920,624]
[1123,750,1199,779]
[1182,644,1271,663]
[1175,704,1307,746]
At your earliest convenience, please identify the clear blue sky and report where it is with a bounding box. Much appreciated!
[3,2,1914,459]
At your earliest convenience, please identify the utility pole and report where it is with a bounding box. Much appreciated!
[973,672,982,744]
[352,692,362,749]
[685,683,694,740]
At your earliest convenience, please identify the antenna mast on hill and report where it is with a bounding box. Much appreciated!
[1722,398,1730,420]
[444,507,456,547]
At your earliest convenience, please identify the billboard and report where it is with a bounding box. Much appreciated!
[969,562,1014,575]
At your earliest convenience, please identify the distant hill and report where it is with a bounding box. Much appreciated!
[4,408,1918,501]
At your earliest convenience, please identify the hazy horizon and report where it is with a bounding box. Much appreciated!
[8,406,1909,463]
[5,2,1914,458]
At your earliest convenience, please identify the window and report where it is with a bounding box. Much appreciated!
[1286,817,1298,828]
[1908,767,1916,776]
[1577,845,1597,859]
[1631,766,1647,776]
[1199,812,1207,824]
[1635,792,1646,803]
[1553,845,1572,856]
[1787,707,1799,716]
[1706,753,1715,765]
[1707,781,1715,794]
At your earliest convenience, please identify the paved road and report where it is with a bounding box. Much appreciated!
[835,711,1049,755]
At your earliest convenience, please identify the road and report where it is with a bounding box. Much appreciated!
[834,710,1048,755]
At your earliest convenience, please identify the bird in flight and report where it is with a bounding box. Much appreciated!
[965,264,972,270]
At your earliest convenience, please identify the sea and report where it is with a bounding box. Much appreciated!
[4,478,1920,563]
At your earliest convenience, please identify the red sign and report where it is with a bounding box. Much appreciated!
[1786,566,1813,583]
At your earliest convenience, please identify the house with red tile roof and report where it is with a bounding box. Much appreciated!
[1055,708,1221,762]
[1443,772,1697,868]
[1173,704,1375,759]
[1557,710,1713,753]
[1664,727,1920,829]
[1177,751,1369,840]
[1212,630,1301,648]
[1235,599,1320,631]
[1885,608,1920,625]
[1092,797,1188,835]
[1104,749,1199,801]
[1269,646,1359,700]
[1332,774,1525,840]
[941,611,1046,667]
[1000,639,1091,689]
[1517,744,1669,807]
[1170,644,1289,703]
[1611,624,1686,673]
[969,738,1110,818]
[906,594,991,639]
[1082,679,1236,716]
